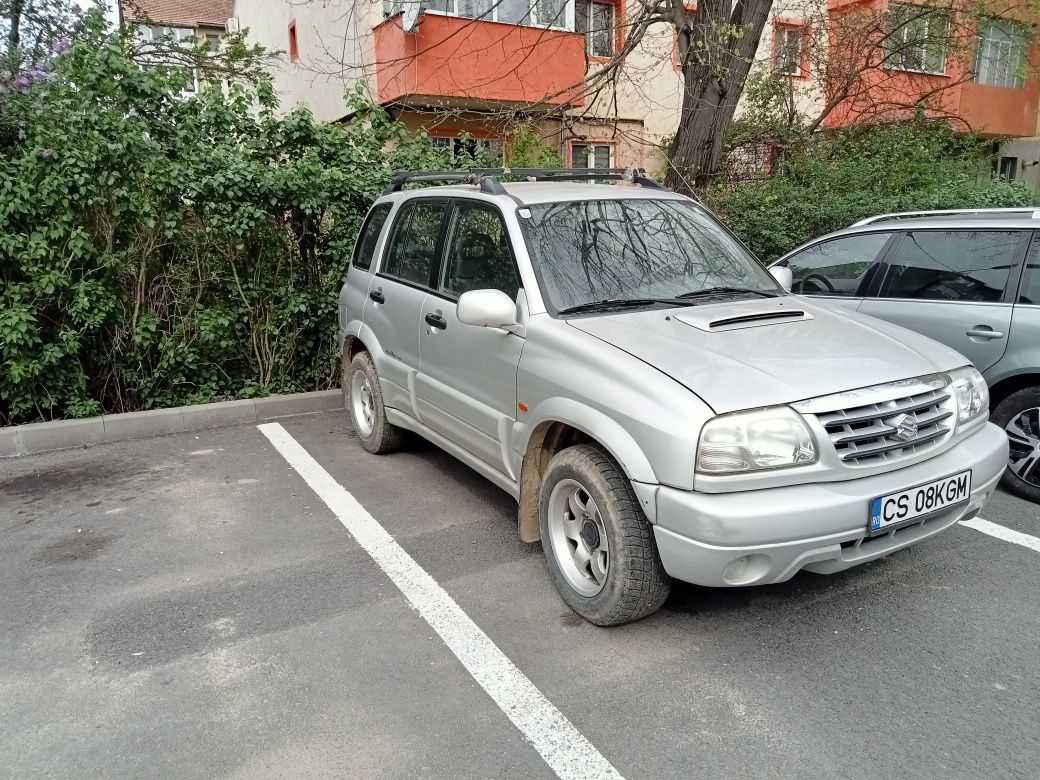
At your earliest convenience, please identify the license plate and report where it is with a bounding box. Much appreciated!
[869,470,972,535]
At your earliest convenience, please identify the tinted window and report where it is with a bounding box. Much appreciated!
[1016,235,1040,304]
[519,199,777,312]
[785,233,890,296]
[440,203,521,299]
[383,200,447,286]
[351,203,392,271]
[880,230,1020,302]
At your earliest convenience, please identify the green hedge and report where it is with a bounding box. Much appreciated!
[0,27,477,425]
[708,122,1040,262]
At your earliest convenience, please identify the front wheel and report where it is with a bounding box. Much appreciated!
[992,386,1040,503]
[539,444,671,626]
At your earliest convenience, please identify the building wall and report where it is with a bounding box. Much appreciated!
[231,0,379,121]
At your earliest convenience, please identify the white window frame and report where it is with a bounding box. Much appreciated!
[134,24,201,94]
[385,0,575,30]
[886,5,949,75]
[774,25,803,77]
[974,19,1029,88]
[429,135,505,163]
[571,142,613,169]
[577,0,616,57]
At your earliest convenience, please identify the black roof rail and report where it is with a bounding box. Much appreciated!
[383,167,670,195]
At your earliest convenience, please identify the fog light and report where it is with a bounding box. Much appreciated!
[721,554,771,585]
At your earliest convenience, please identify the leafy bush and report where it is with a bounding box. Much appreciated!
[0,22,464,424]
[708,121,1040,262]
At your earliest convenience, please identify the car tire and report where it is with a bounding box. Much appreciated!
[992,386,1040,503]
[538,444,671,626]
[345,351,406,455]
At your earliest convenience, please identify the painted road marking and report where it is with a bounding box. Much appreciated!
[258,422,622,780]
[961,517,1040,554]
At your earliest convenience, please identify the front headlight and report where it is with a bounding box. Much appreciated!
[948,366,989,423]
[696,406,818,475]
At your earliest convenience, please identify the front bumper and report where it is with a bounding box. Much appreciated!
[652,422,1008,587]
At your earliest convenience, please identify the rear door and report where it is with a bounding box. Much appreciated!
[415,199,525,476]
[364,198,449,415]
[775,231,896,312]
[858,228,1027,372]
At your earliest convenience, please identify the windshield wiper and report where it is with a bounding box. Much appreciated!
[676,286,779,299]
[557,297,694,315]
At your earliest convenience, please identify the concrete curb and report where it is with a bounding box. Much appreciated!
[0,389,343,458]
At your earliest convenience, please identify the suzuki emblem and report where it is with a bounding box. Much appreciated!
[892,413,918,441]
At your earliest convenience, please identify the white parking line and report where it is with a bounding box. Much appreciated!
[961,517,1040,554]
[258,423,622,780]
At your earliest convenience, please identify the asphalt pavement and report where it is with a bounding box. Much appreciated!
[1,410,1038,779]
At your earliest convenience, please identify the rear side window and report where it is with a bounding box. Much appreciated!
[383,200,447,287]
[879,230,1021,302]
[351,203,392,271]
[1016,236,1040,304]
[784,233,891,296]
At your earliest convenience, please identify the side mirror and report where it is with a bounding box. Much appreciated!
[769,264,793,293]
[457,289,519,329]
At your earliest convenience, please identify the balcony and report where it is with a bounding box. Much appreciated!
[374,12,586,108]
[958,81,1040,137]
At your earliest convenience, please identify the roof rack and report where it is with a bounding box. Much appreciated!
[852,208,1040,226]
[382,167,669,196]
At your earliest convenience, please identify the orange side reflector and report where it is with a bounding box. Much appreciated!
[518,402,529,412]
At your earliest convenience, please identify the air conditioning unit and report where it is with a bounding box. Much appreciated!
[226,17,240,33]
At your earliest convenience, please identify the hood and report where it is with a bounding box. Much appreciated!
[567,297,969,414]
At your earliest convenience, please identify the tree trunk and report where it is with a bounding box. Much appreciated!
[8,0,25,53]
[665,0,774,194]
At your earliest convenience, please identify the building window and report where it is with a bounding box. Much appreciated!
[575,0,615,57]
[773,25,804,76]
[385,0,575,29]
[886,4,949,75]
[205,33,221,53]
[994,155,1018,180]
[288,20,299,61]
[133,25,199,93]
[975,19,1029,88]
[571,142,613,169]
[429,135,505,164]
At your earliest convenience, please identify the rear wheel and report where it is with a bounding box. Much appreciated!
[345,351,406,454]
[539,444,671,626]
[992,386,1040,503]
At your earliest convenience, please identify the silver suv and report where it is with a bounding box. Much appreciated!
[338,171,1008,625]
[770,208,1040,504]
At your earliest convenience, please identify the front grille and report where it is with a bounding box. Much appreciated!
[813,385,954,466]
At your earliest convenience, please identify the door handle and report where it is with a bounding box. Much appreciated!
[965,326,1004,340]
[425,312,447,330]
[369,289,385,304]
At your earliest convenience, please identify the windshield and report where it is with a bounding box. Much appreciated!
[518,198,779,313]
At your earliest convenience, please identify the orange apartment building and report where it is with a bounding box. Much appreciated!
[770,0,1040,185]
[223,0,685,173]
[121,0,1040,187]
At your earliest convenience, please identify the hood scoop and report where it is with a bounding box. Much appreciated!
[674,301,814,332]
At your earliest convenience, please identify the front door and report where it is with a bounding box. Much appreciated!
[416,200,525,476]
[858,229,1026,373]
[776,231,896,313]
[364,199,448,415]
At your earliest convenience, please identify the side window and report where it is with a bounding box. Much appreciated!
[440,202,521,299]
[880,230,1020,303]
[785,233,891,296]
[351,203,392,272]
[383,200,447,287]
[1017,236,1040,304]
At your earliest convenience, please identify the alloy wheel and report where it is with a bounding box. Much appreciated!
[1005,406,1040,486]
[546,478,609,597]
